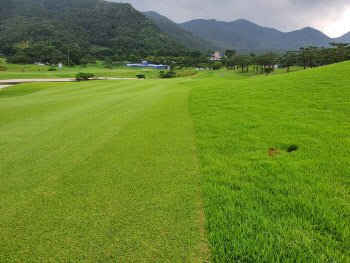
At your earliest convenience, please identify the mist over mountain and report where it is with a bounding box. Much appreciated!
[1,0,349,56]
[142,11,219,52]
[334,32,350,43]
[179,19,337,52]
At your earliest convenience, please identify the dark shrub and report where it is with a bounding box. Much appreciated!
[64,60,75,67]
[136,74,146,79]
[264,67,273,75]
[160,70,177,78]
[76,73,95,81]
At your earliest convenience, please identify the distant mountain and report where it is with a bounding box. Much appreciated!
[142,11,218,52]
[0,0,186,55]
[334,32,350,43]
[180,19,334,52]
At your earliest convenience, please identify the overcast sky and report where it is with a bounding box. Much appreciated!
[113,0,350,38]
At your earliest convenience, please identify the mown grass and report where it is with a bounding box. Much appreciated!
[0,79,208,262]
[0,58,303,81]
[1,59,348,262]
[0,82,54,97]
[0,59,160,79]
[0,59,209,80]
[188,62,350,262]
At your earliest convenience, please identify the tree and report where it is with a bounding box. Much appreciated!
[298,47,308,69]
[50,50,64,64]
[226,58,235,70]
[283,50,298,73]
[265,52,279,71]
[264,67,273,76]
[330,42,350,62]
[136,74,145,79]
[237,55,251,73]
[213,62,223,70]
[75,73,95,81]
[80,54,96,66]
[305,46,318,68]
[160,70,177,78]
[104,58,113,66]
[12,55,30,64]
[225,49,236,59]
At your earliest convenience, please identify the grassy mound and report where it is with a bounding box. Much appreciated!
[189,61,350,262]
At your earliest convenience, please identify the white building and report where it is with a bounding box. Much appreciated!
[210,51,223,61]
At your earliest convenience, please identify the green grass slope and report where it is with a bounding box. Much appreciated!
[0,80,208,262]
[0,59,216,80]
[189,62,350,262]
[0,59,162,80]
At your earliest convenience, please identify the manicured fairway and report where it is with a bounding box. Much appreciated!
[0,80,208,262]
[1,61,350,262]
[189,62,350,262]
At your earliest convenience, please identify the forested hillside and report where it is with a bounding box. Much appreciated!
[0,0,185,55]
[143,11,218,52]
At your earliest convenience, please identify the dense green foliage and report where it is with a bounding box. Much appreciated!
[0,0,186,59]
[143,11,218,52]
[189,61,350,262]
[264,67,273,75]
[75,72,95,80]
[221,44,350,74]
[136,74,145,79]
[159,70,177,78]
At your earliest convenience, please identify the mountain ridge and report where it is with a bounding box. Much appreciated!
[142,11,219,52]
[179,18,340,52]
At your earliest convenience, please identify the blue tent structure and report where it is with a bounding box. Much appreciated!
[126,61,167,69]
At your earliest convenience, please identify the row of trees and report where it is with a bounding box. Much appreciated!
[5,40,205,67]
[5,39,350,72]
[221,43,350,74]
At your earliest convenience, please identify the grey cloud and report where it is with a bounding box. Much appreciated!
[112,0,350,37]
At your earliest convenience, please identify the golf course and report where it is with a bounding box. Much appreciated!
[0,61,349,262]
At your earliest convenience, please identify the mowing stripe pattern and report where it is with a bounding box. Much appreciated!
[0,80,207,262]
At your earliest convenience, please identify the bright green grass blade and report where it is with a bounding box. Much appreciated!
[189,62,350,262]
